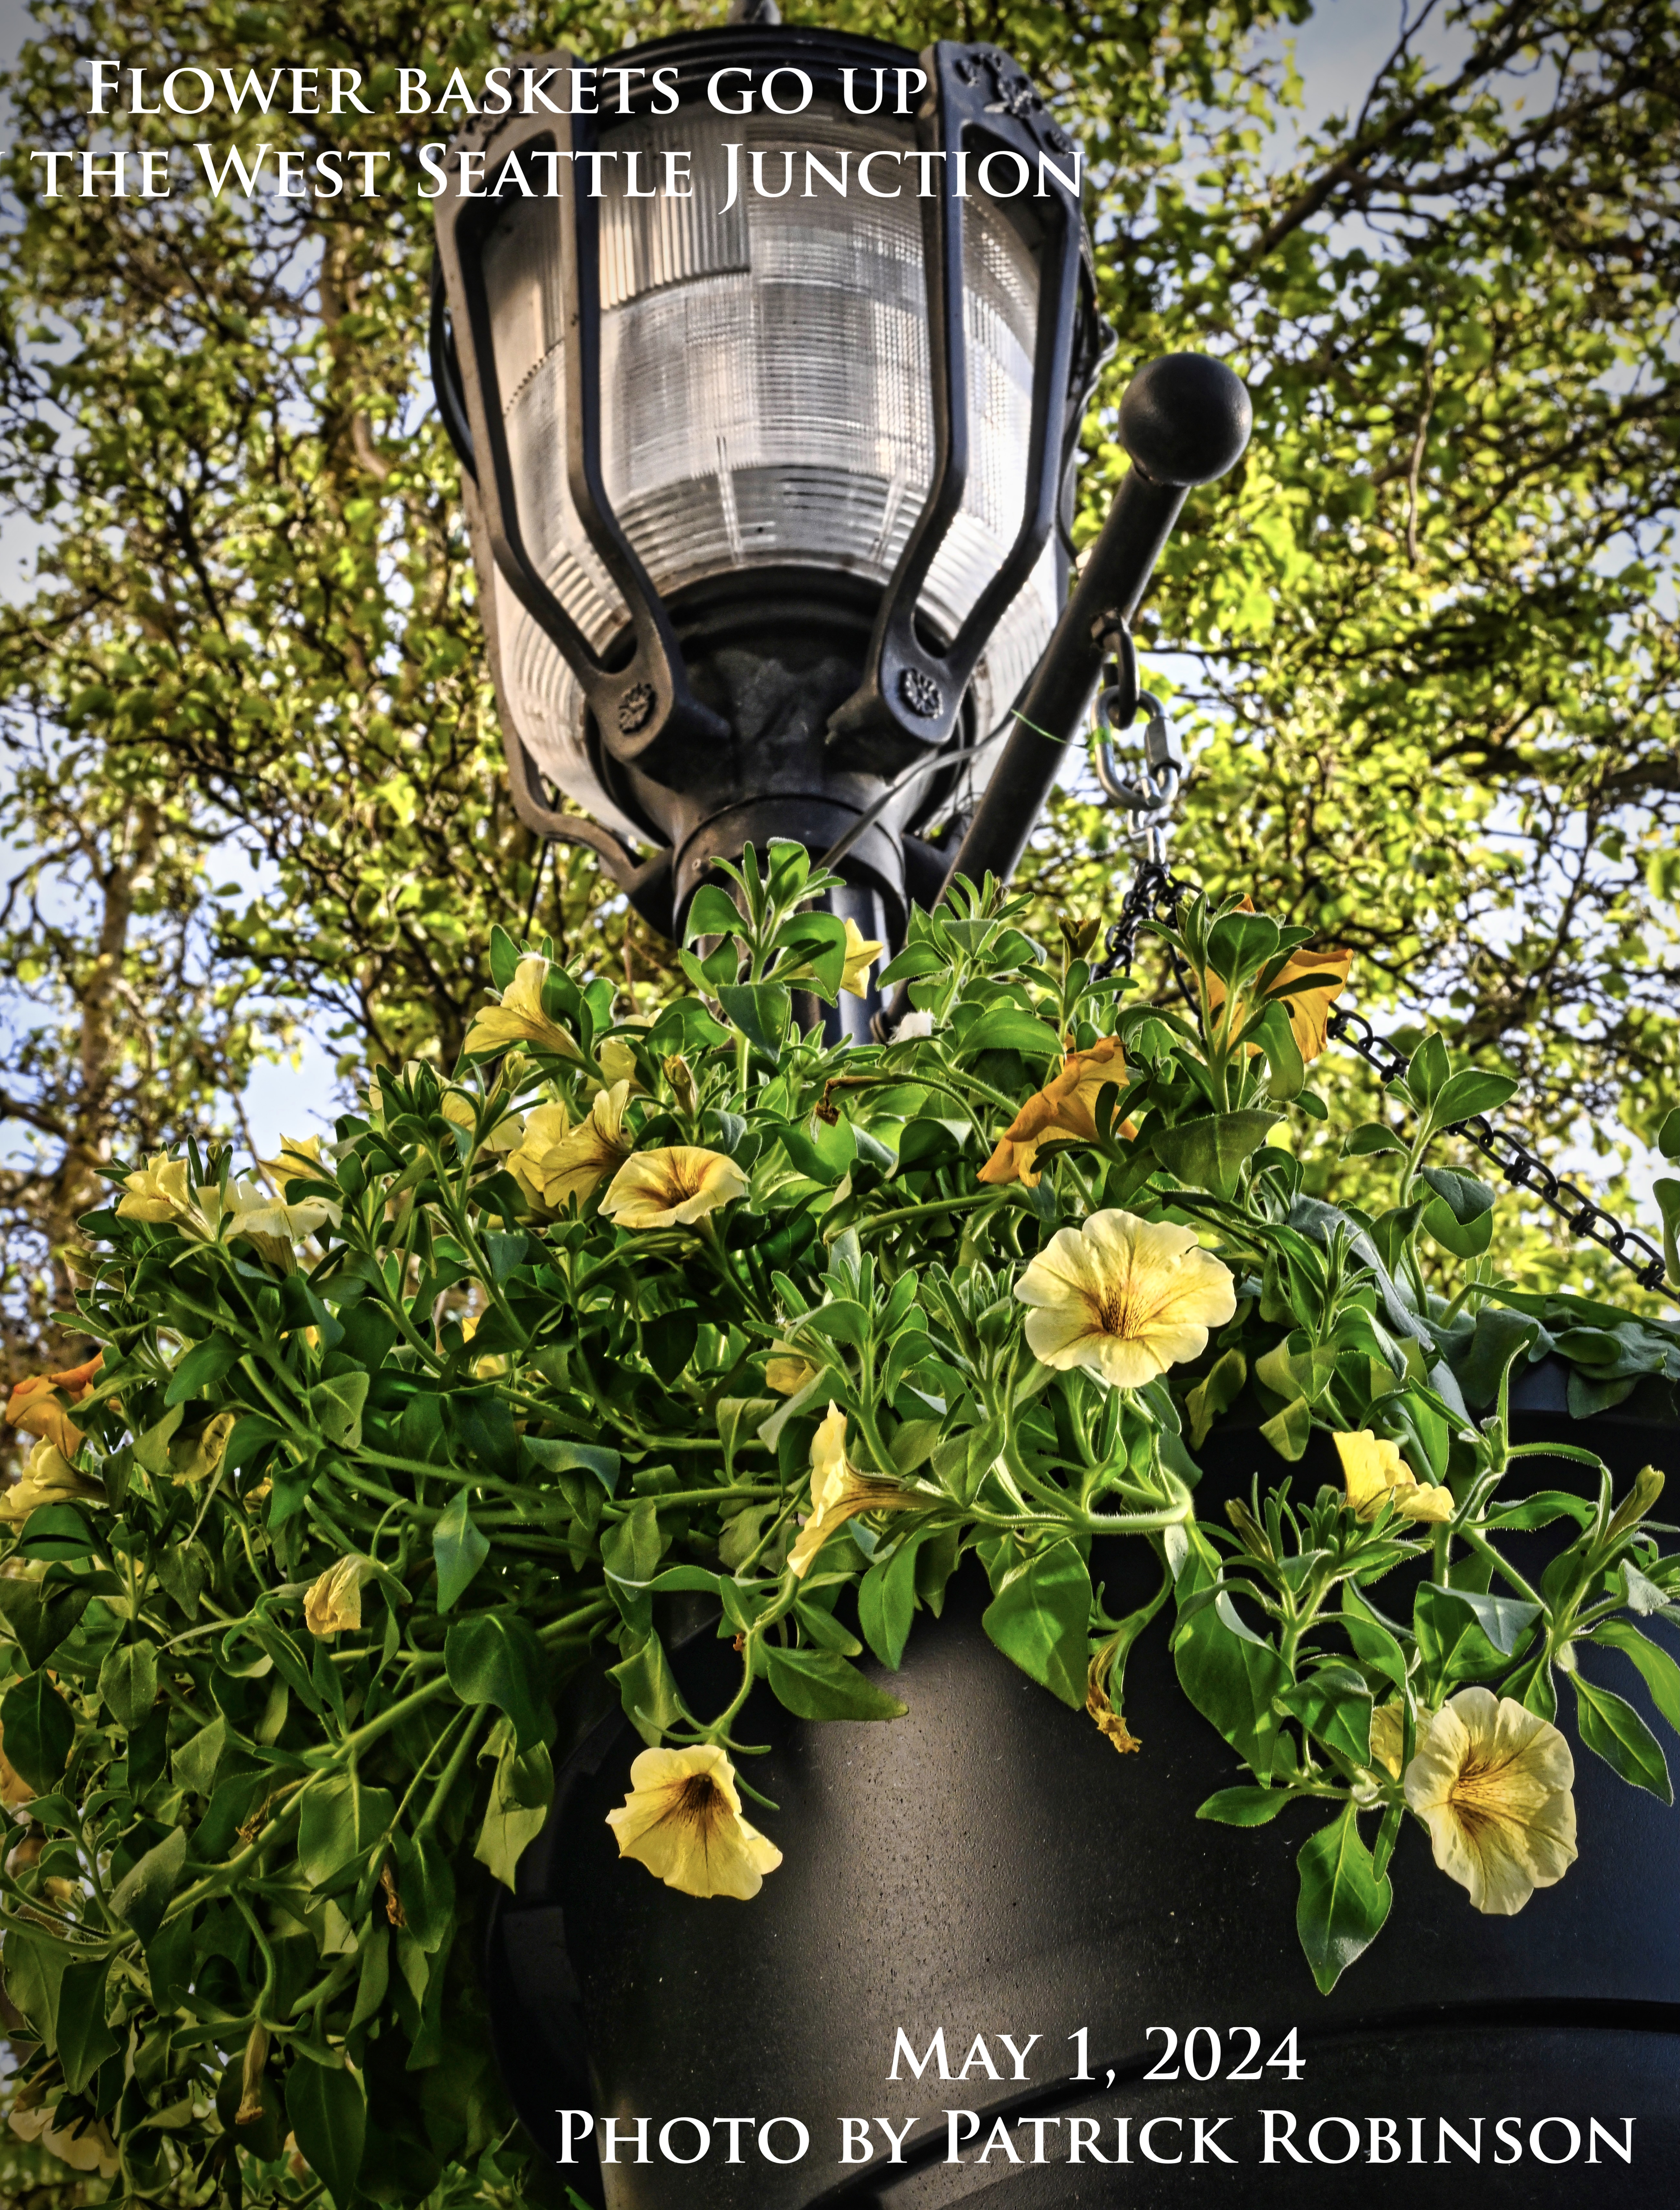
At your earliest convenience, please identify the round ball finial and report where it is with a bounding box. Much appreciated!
[1118,354,1252,488]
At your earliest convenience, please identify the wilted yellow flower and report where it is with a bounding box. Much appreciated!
[7,2103,119,2179]
[597,1037,644,1091]
[764,1344,818,1396]
[509,1083,632,1213]
[116,1154,200,1228]
[600,1146,748,1230]
[1404,1687,1577,1915]
[1014,1210,1236,1388]
[1085,1663,1141,1756]
[0,1720,35,1808]
[1369,1701,1406,1779]
[463,957,583,1061]
[169,1410,238,1486]
[979,1037,1132,1187]
[1334,1430,1454,1524]
[788,1405,915,1578]
[0,1439,105,1525]
[303,1554,373,1638]
[440,1095,524,1153]
[840,918,884,998]
[606,1743,783,1899]
[5,1352,103,1457]
[1203,902,1353,1064]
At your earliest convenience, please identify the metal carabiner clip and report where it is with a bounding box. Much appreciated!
[1094,689,1182,816]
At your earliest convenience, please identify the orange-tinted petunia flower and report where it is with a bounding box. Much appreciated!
[1202,900,1352,1064]
[978,1037,1133,1188]
[5,1352,103,1456]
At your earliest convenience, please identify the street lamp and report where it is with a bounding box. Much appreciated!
[430,6,1110,974]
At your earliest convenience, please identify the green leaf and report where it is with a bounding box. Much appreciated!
[1342,1121,1407,1158]
[1259,1391,1312,1461]
[309,1371,368,1448]
[1422,1194,1494,1258]
[759,1644,907,1722]
[474,1721,554,1889]
[1250,1000,1305,1099]
[717,982,790,1058]
[110,1825,186,1942]
[391,1830,456,1952]
[685,883,745,943]
[286,2058,366,2210]
[1421,1582,1541,1659]
[172,1715,226,1796]
[1296,1804,1392,1994]
[1590,1620,1680,1734]
[1414,1582,1520,1689]
[955,1008,1064,1060]
[1186,1349,1247,1449]
[298,1771,397,1889]
[1277,1662,1372,1767]
[1152,1111,1280,1201]
[1418,1164,1497,1223]
[164,1332,240,1405]
[1427,1067,1520,1132]
[523,1435,620,1495]
[0,1672,73,1792]
[432,1491,489,1614]
[444,1615,549,1751]
[981,1539,1091,1709]
[608,1632,684,1745]
[1196,1786,1291,1826]
[1172,1538,1286,1779]
[858,1533,926,1671]
[0,1578,91,1669]
[1486,1491,1593,1533]
[1571,1671,1673,1801]
[1205,909,1280,985]
[99,1637,159,1729]
[56,1959,117,2094]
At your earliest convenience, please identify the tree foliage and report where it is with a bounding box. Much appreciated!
[0,0,1674,1385]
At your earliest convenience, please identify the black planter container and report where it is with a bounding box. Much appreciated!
[487,1388,1680,2210]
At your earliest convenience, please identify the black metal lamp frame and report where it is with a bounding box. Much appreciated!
[431,25,1107,939]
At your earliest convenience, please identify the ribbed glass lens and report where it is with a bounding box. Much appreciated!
[481,103,1056,812]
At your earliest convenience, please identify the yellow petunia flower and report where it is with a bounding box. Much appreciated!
[764,1344,819,1396]
[600,1146,748,1230]
[463,957,583,1061]
[1403,1686,1577,1915]
[840,918,885,999]
[303,1554,374,1638]
[5,1352,103,1458]
[0,1439,105,1524]
[787,1404,916,1578]
[979,1037,1132,1187]
[605,1742,783,1899]
[116,1154,201,1228]
[1334,1429,1454,1524]
[7,2102,120,2179]
[1013,1209,1236,1389]
[508,1083,632,1213]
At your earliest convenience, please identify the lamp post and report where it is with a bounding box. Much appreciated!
[431,6,1245,1022]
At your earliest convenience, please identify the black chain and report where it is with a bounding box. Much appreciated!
[1099,866,1670,1295]
[1326,1004,1669,1294]
[1093,856,1188,981]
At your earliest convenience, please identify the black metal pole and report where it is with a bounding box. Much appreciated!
[938,352,1252,898]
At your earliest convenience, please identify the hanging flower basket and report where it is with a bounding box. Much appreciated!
[2,842,1676,2209]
